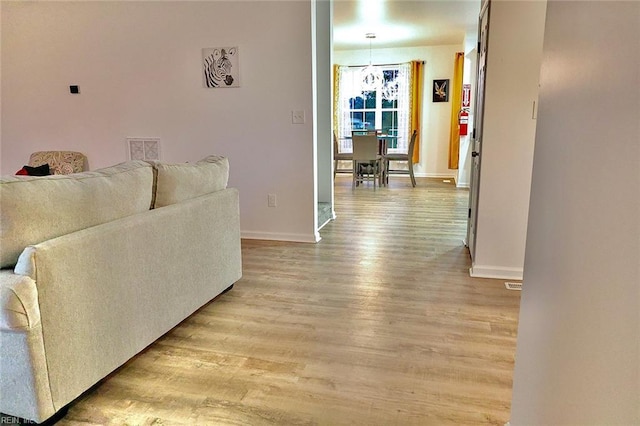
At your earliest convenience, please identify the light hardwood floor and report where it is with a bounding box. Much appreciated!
[60,176,521,426]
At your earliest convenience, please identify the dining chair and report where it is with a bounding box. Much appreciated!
[353,129,388,156]
[383,129,418,187]
[333,131,353,178]
[352,134,383,189]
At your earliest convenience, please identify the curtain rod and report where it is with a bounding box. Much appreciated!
[343,60,425,68]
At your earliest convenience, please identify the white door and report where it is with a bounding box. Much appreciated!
[467,0,490,259]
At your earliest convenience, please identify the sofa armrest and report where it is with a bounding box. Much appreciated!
[0,270,40,331]
[0,270,56,422]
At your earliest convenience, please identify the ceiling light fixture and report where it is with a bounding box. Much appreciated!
[361,33,383,91]
[382,78,398,101]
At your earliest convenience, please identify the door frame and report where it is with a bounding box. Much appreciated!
[466,0,490,259]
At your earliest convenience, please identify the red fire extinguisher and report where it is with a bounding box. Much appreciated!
[458,108,470,136]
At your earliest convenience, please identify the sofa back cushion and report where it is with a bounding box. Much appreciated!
[153,155,229,208]
[0,161,153,268]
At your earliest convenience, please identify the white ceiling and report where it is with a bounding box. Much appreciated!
[333,0,481,50]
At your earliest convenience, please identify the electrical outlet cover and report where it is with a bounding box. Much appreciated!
[292,110,305,124]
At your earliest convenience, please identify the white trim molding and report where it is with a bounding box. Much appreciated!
[241,231,320,243]
[469,264,523,280]
[414,172,458,180]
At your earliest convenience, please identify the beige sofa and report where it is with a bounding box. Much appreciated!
[0,156,242,423]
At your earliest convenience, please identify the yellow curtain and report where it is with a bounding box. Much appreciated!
[448,52,465,169]
[409,60,424,163]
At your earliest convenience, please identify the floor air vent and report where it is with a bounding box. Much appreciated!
[505,282,522,291]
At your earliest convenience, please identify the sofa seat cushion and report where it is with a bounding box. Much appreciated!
[0,271,39,331]
[0,161,154,268]
[153,155,229,208]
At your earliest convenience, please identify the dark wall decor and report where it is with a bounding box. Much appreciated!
[203,47,239,88]
[432,79,449,102]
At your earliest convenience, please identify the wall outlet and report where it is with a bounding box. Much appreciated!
[268,193,277,207]
[292,110,305,124]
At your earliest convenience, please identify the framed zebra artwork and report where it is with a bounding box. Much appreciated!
[202,47,240,88]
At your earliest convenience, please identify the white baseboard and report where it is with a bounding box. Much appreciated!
[469,264,523,280]
[456,181,470,189]
[241,231,319,243]
[414,172,458,180]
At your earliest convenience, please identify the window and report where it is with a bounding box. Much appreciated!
[337,63,410,153]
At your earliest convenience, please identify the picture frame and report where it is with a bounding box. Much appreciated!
[433,79,449,102]
[202,47,239,88]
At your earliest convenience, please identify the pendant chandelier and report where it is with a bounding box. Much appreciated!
[381,78,398,101]
[361,33,383,91]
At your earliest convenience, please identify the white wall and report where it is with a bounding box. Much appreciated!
[1,1,317,242]
[511,1,640,423]
[334,44,463,179]
[470,0,546,280]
